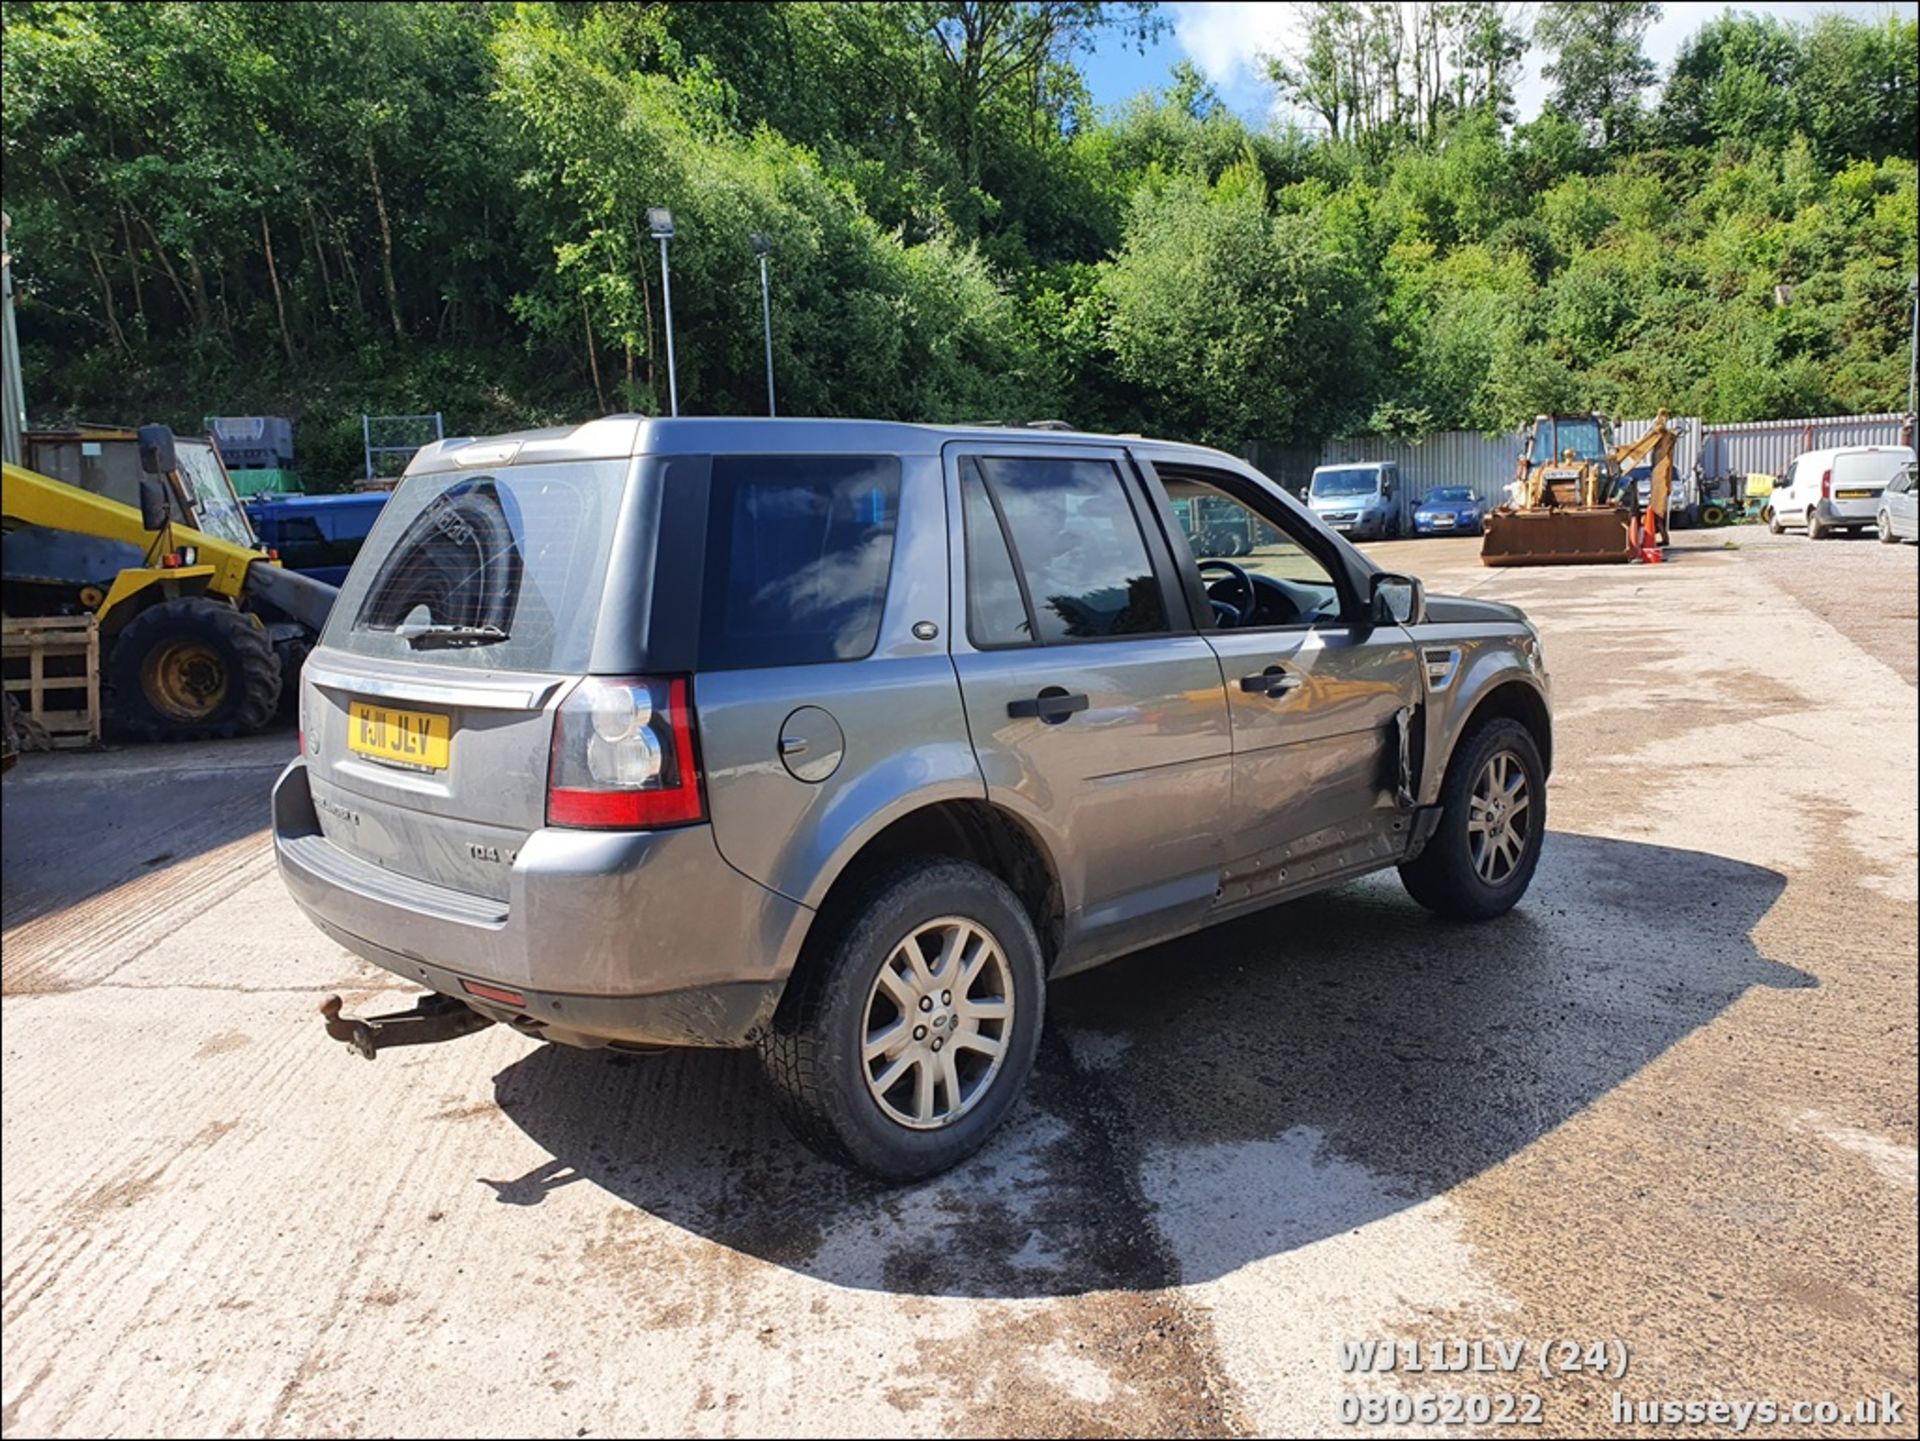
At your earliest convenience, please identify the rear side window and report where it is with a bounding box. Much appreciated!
[973,455,1167,644]
[699,456,900,670]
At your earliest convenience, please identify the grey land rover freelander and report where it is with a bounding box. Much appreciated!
[276,416,1551,1180]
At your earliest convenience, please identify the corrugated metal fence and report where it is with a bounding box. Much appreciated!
[1294,410,1914,508]
[1313,429,1520,507]
[1695,412,1913,479]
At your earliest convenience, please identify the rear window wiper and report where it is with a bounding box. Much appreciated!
[396,622,510,650]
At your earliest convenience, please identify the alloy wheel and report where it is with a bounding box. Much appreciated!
[861,917,1014,1130]
[1467,750,1532,885]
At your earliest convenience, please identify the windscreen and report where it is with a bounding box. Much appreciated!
[1549,419,1604,462]
[175,441,254,547]
[1311,468,1380,497]
[1428,487,1474,502]
[323,459,628,672]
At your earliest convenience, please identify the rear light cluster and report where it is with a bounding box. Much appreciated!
[547,676,704,829]
[1821,468,1832,500]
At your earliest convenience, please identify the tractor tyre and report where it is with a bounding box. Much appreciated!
[107,598,282,742]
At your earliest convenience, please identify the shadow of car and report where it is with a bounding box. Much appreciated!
[483,831,1805,1299]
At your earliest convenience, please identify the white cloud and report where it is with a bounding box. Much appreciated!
[1169,1,1303,93]
[1168,0,1905,130]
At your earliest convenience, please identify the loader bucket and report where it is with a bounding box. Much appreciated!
[1480,507,1635,567]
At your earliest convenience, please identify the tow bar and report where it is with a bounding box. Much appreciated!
[319,992,495,1060]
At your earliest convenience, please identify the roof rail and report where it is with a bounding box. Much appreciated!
[960,418,1078,432]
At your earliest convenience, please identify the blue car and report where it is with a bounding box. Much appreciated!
[246,492,389,586]
[1413,486,1486,536]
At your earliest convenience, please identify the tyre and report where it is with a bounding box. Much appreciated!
[1806,508,1826,540]
[759,859,1045,1181]
[1399,717,1545,921]
[106,597,281,741]
[1766,507,1783,535]
[275,636,313,716]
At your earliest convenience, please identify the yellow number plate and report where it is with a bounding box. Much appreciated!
[1836,488,1872,499]
[347,702,450,771]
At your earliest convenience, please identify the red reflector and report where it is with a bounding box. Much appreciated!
[548,783,704,828]
[267,548,280,561]
[461,979,527,1008]
[161,552,183,569]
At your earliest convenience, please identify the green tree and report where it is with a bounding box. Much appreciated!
[1536,1,1659,150]
[1100,163,1375,443]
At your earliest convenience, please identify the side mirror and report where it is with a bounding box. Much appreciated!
[1371,572,1424,627]
[138,475,173,533]
[137,423,178,477]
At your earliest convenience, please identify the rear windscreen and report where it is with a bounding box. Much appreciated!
[323,459,628,672]
[1832,452,1913,489]
[699,455,900,670]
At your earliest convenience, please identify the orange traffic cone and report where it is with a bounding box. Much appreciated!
[1638,515,1665,563]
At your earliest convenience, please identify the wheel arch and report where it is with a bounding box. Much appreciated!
[96,568,218,635]
[795,799,1066,978]
[1453,676,1553,780]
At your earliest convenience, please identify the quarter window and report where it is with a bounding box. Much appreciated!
[699,455,901,670]
[972,456,1167,644]
[960,463,1032,647]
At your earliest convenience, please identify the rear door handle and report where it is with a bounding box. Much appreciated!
[1239,667,1303,697]
[1007,689,1089,722]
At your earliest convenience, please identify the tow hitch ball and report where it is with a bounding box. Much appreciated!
[319,992,495,1060]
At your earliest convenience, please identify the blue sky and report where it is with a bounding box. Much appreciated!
[1078,2,1905,128]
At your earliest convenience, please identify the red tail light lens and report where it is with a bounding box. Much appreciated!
[1821,468,1832,499]
[547,676,704,829]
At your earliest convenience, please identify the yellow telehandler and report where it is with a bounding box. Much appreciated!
[2,426,336,740]
[1481,410,1678,567]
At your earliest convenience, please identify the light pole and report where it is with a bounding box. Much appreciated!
[751,232,776,417]
[1907,274,1917,423]
[648,207,679,418]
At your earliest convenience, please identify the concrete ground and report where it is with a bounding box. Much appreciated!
[3,526,1915,1438]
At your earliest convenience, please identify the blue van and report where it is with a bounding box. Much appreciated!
[246,493,389,587]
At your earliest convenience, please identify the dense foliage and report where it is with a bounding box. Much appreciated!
[2,1,1914,483]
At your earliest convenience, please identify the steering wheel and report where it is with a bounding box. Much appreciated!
[1198,559,1255,628]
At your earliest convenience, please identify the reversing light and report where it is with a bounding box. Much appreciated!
[548,677,703,829]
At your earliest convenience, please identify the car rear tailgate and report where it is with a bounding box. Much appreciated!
[302,653,572,902]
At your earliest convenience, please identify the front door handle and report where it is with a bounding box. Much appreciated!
[1239,667,1303,698]
[1007,688,1089,723]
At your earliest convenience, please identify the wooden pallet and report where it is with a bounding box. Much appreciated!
[1,616,102,749]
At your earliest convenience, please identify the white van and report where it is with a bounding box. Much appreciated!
[1768,445,1916,539]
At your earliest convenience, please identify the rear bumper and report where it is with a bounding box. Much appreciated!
[273,761,811,1047]
[1817,499,1879,525]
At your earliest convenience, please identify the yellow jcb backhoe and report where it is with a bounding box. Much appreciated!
[1481,410,1678,567]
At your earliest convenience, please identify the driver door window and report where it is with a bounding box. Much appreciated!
[1144,459,1421,878]
[1163,478,1344,630]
